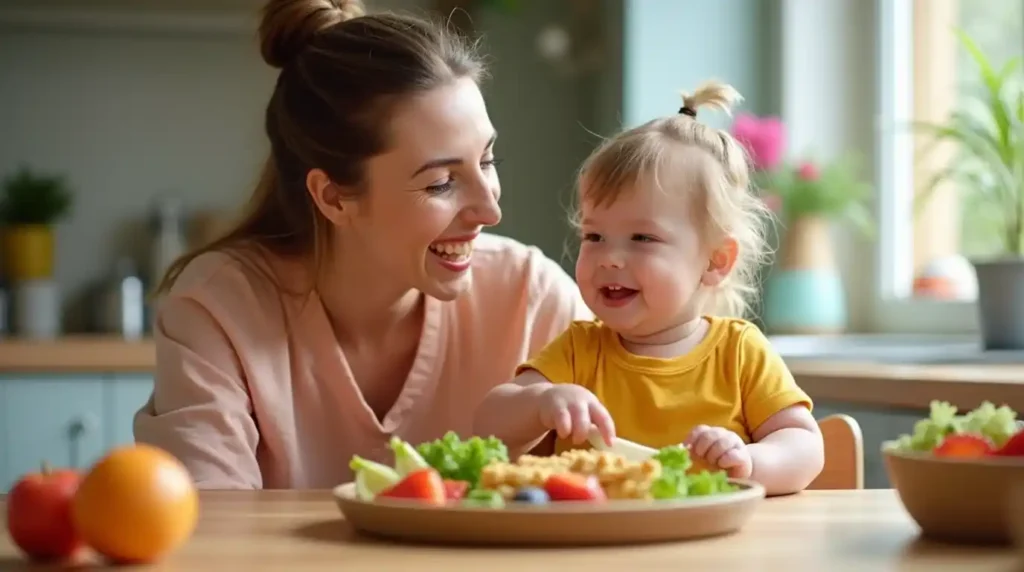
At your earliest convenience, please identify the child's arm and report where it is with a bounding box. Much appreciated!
[747,404,825,496]
[474,322,575,454]
[473,370,556,455]
[736,325,825,496]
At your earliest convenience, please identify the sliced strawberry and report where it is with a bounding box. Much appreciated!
[933,434,994,458]
[443,479,469,501]
[992,429,1024,457]
[543,473,606,502]
[377,468,446,505]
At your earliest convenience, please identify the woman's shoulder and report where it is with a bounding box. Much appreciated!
[469,233,578,302]
[163,247,299,321]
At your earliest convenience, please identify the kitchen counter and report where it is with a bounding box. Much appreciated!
[0,336,154,373]
[0,336,1022,411]
[787,359,1024,411]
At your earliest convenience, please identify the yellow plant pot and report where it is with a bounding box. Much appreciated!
[2,224,55,280]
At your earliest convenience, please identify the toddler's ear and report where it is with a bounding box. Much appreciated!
[701,238,738,286]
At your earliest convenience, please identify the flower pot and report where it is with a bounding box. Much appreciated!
[2,224,55,281]
[762,216,847,334]
[972,258,1024,350]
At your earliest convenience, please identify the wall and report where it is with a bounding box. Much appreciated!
[473,1,596,269]
[622,0,780,127]
[0,26,272,329]
[0,0,783,332]
[0,0,596,331]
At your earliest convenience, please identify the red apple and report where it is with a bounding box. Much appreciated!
[6,463,85,561]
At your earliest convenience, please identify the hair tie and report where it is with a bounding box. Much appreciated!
[679,106,697,118]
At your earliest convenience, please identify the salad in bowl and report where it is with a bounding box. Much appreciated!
[884,400,1023,459]
[882,400,1024,545]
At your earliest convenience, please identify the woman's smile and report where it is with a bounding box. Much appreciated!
[428,234,477,272]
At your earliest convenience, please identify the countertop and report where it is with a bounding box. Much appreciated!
[0,336,1022,411]
[0,336,155,374]
[0,489,1017,571]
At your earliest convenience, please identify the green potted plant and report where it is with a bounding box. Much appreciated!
[916,29,1024,349]
[0,165,73,282]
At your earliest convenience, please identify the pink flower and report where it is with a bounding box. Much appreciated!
[797,162,820,181]
[731,114,786,171]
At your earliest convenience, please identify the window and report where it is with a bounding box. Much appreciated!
[875,0,1024,333]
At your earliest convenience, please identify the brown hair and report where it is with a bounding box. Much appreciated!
[155,0,486,294]
[575,80,771,318]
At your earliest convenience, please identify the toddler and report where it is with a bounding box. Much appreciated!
[474,80,825,496]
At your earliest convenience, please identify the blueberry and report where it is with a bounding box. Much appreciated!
[513,487,550,504]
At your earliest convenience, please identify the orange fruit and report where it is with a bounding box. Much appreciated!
[72,444,199,564]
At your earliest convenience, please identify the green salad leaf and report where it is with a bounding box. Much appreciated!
[415,431,509,488]
[648,445,737,499]
[889,400,1019,452]
[462,488,506,508]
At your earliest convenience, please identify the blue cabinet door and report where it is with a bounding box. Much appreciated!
[105,375,155,449]
[0,376,106,492]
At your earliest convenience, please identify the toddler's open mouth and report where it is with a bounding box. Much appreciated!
[599,285,638,307]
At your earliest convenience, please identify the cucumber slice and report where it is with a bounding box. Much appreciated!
[350,456,401,500]
[388,436,431,476]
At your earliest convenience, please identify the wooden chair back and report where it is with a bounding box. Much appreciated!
[808,414,864,490]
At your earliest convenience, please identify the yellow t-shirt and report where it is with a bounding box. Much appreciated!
[516,317,812,471]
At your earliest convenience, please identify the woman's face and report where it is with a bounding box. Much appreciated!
[336,78,502,302]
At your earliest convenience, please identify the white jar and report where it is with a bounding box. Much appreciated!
[13,279,61,340]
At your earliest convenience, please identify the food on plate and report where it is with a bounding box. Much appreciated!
[886,400,1023,459]
[443,479,470,500]
[350,456,402,501]
[480,449,657,500]
[72,444,199,564]
[478,443,736,502]
[512,486,551,504]
[389,436,431,476]
[377,468,447,506]
[5,464,84,562]
[543,473,607,501]
[347,433,740,509]
[414,432,509,488]
[461,488,506,508]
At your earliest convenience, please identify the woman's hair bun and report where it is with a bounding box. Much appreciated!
[259,0,366,69]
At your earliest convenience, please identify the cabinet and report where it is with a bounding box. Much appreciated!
[0,374,153,492]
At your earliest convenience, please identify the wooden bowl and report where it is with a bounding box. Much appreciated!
[1011,482,1024,560]
[883,448,1024,545]
[332,479,766,546]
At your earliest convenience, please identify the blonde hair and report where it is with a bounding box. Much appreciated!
[574,80,772,318]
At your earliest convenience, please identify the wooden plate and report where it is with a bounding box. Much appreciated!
[332,480,766,546]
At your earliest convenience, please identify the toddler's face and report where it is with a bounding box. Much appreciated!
[575,181,709,340]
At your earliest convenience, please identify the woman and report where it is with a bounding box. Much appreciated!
[133,0,590,490]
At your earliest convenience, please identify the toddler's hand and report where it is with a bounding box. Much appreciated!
[537,384,616,446]
[685,425,752,479]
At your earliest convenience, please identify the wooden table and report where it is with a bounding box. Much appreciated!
[0,490,1019,571]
